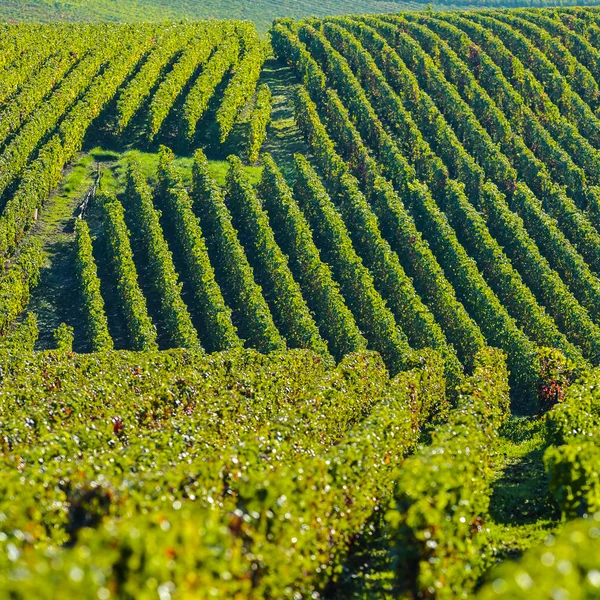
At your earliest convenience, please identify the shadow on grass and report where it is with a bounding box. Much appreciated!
[259,58,309,182]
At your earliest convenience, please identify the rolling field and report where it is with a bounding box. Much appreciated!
[1,5,600,598]
[2,0,600,31]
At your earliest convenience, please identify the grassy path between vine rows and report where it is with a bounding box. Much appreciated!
[485,416,560,564]
[327,415,560,599]
[259,58,309,182]
[27,152,98,351]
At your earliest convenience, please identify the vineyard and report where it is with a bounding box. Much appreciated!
[2,5,600,599]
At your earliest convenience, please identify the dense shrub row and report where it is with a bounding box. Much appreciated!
[182,33,240,140]
[0,238,43,337]
[545,366,600,518]
[390,347,510,598]
[294,22,539,392]
[258,153,366,361]
[272,22,471,383]
[115,23,200,131]
[293,152,414,374]
[0,346,446,598]
[379,17,600,330]
[101,193,157,350]
[123,160,200,349]
[0,41,87,149]
[247,83,272,162]
[226,155,331,360]
[191,149,285,352]
[343,17,589,364]
[147,28,220,140]
[215,28,268,143]
[156,147,241,352]
[73,219,113,352]
[476,515,600,599]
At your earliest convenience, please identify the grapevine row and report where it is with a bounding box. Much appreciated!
[215,27,268,143]
[155,147,241,352]
[73,219,113,352]
[226,155,331,361]
[191,150,285,353]
[350,17,600,361]
[101,193,157,351]
[247,84,272,162]
[296,23,539,390]
[123,161,200,349]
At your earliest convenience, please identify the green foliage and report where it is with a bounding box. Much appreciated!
[247,84,272,162]
[0,312,38,352]
[115,23,202,131]
[294,153,413,375]
[73,220,113,352]
[259,152,367,361]
[388,347,510,598]
[123,160,200,349]
[147,25,221,140]
[226,154,331,361]
[0,346,446,597]
[544,367,600,519]
[182,32,240,140]
[191,149,285,353]
[215,32,268,143]
[476,515,600,599]
[156,146,241,352]
[53,322,74,352]
[6,9,600,597]
[101,193,158,351]
[0,238,43,336]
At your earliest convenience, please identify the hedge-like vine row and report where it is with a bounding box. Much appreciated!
[442,13,600,184]
[101,193,157,351]
[181,33,240,140]
[215,29,268,143]
[490,11,600,112]
[247,83,272,162]
[147,28,220,140]
[226,155,331,361]
[349,17,600,364]
[272,22,473,380]
[544,365,600,519]
[467,12,600,147]
[327,18,583,365]
[73,219,113,352]
[155,147,241,352]
[390,347,510,597]
[259,153,366,361]
[395,16,600,274]
[367,17,600,330]
[123,161,200,349]
[297,23,539,392]
[293,153,415,376]
[0,44,86,151]
[522,9,600,86]
[0,346,445,597]
[0,238,43,337]
[0,48,110,202]
[115,23,200,132]
[191,149,285,353]
[0,25,65,108]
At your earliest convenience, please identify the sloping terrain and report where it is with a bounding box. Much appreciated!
[1,7,600,598]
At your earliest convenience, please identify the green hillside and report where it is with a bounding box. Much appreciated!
[2,5,600,599]
[2,0,600,30]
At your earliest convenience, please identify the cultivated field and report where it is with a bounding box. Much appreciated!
[1,6,600,598]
